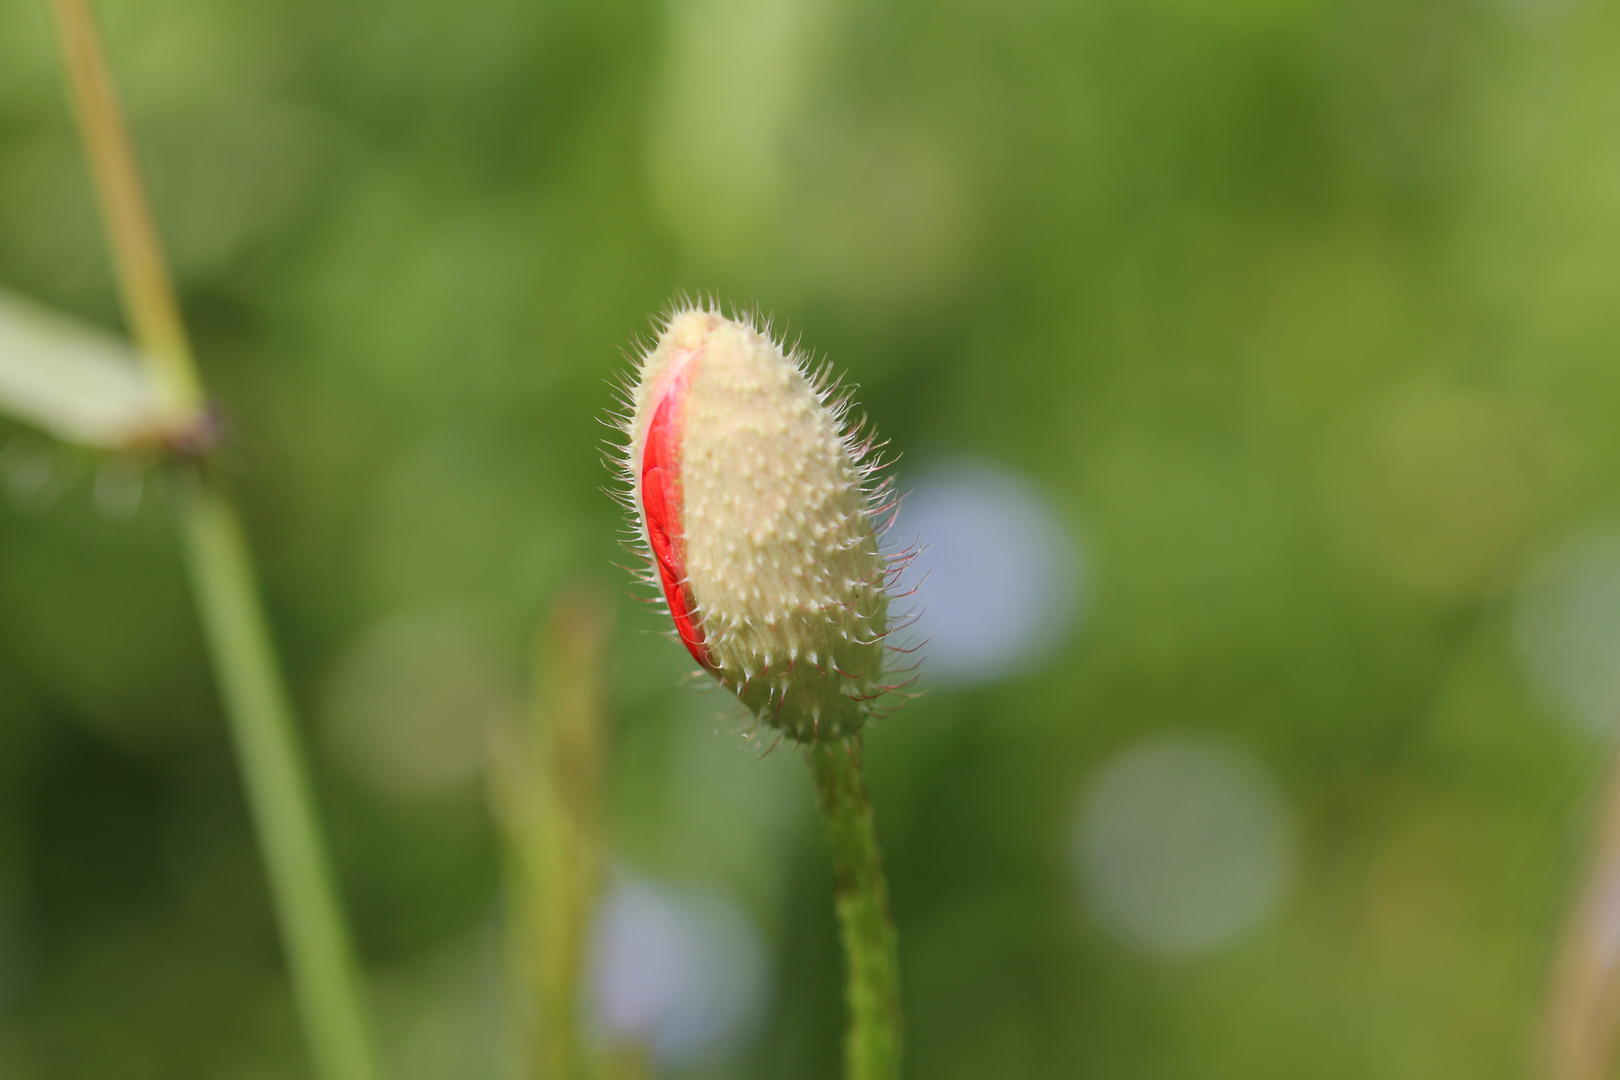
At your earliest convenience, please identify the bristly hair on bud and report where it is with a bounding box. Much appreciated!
[607,300,919,745]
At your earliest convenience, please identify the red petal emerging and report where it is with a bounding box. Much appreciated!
[642,381,713,670]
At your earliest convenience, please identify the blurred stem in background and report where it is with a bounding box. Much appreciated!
[492,587,614,1080]
[48,3,380,1080]
[809,737,902,1080]
[1541,747,1620,1080]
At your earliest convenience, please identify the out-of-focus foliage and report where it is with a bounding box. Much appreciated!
[3,0,1620,1075]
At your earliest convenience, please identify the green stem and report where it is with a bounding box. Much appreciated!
[494,589,612,1080]
[48,0,202,416]
[179,477,378,1080]
[809,737,902,1080]
[49,3,380,1077]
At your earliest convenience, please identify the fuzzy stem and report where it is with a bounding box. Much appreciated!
[809,737,902,1080]
[49,4,378,1079]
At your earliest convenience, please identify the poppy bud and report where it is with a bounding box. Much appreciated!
[613,306,907,742]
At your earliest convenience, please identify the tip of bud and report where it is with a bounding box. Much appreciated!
[664,309,720,351]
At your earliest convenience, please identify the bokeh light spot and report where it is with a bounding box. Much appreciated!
[588,876,771,1067]
[320,608,512,800]
[1515,528,1620,737]
[888,459,1082,685]
[1322,379,1551,596]
[1070,735,1295,957]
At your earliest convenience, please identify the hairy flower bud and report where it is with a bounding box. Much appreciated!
[612,306,907,742]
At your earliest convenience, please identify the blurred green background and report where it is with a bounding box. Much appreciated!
[3,0,1620,1076]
